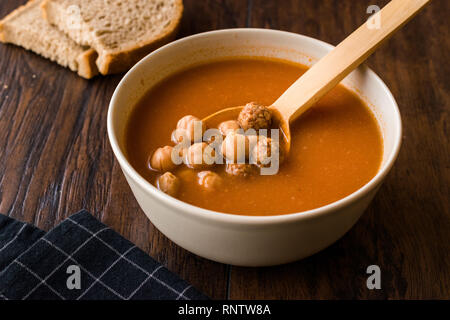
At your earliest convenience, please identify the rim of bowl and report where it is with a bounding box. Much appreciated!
[107,28,402,225]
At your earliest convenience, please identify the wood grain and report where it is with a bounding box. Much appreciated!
[0,0,448,299]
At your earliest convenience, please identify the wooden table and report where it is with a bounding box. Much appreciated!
[0,0,448,299]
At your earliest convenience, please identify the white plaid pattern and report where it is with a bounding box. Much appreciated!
[21,227,109,300]
[0,224,26,254]
[0,211,202,300]
[67,218,191,300]
[14,260,66,300]
[76,245,136,300]
[127,265,164,300]
[42,238,129,300]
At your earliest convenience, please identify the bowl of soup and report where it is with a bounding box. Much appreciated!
[107,29,402,266]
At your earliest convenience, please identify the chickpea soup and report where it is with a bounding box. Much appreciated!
[125,58,383,216]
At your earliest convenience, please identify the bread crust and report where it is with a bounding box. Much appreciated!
[40,0,49,21]
[41,0,184,75]
[77,48,98,79]
[0,21,4,42]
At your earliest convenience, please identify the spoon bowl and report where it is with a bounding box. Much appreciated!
[202,105,292,154]
[202,106,242,126]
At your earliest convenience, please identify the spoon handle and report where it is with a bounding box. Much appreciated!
[273,0,430,122]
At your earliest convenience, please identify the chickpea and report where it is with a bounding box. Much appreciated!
[197,171,222,191]
[203,128,223,145]
[221,132,250,163]
[225,163,256,177]
[171,129,188,144]
[156,172,180,197]
[251,136,283,167]
[238,102,272,131]
[149,146,177,172]
[185,142,216,169]
[203,134,216,144]
[174,115,206,142]
[218,120,241,136]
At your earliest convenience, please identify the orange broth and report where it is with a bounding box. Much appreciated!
[125,58,383,216]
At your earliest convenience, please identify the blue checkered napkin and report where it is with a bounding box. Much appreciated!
[0,210,208,300]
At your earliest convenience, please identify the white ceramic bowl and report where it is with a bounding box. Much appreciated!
[107,29,402,266]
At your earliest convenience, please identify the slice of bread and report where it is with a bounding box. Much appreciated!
[0,0,98,79]
[41,0,183,75]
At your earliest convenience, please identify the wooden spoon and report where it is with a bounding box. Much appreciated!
[203,0,430,154]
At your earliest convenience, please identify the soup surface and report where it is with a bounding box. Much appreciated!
[125,58,383,215]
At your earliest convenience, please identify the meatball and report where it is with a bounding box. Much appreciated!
[251,136,283,167]
[185,142,216,169]
[225,163,256,177]
[149,146,177,172]
[174,115,206,142]
[197,171,222,191]
[157,172,180,197]
[218,120,241,136]
[238,102,272,131]
[221,132,250,163]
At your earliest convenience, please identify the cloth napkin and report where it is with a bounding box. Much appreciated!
[0,210,208,300]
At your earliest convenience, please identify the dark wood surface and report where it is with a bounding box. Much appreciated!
[0,0,448,299]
